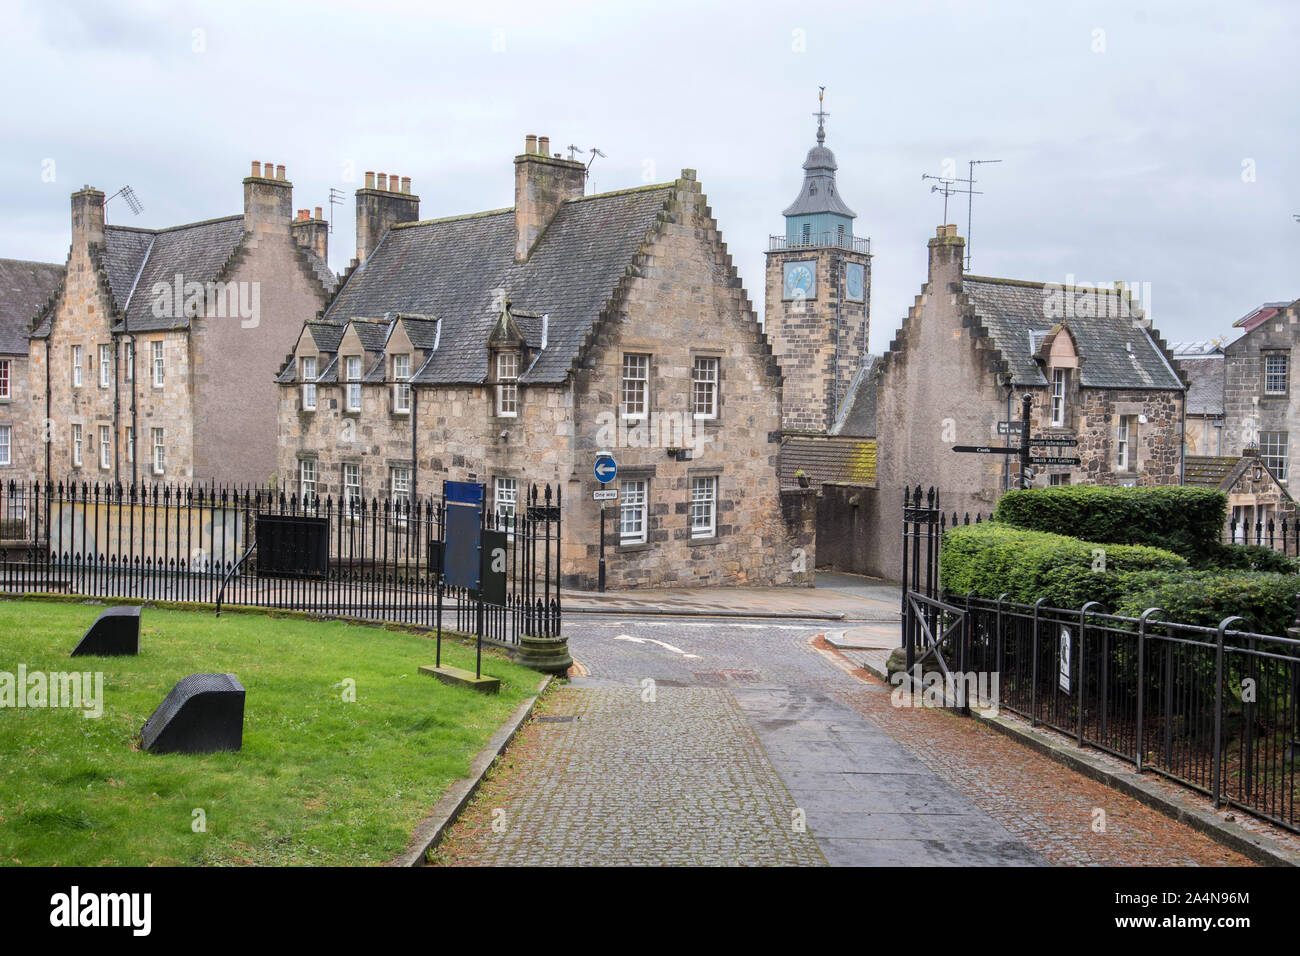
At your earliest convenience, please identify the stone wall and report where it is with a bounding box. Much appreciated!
[1224,308,1299,480]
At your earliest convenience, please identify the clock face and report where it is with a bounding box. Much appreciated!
[783,260,816,300]
[846,262,865,302]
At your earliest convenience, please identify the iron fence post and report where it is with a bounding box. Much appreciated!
[1079,601,1104,747]
[1031,597,1046,727]
[1212,615,1246,809]
[1135,607,1162,772]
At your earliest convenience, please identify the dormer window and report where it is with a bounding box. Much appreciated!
[345,355,362,411]
[393,353,411,414]
[1050,368,1067,427]
[496,351,519,417]
[301,356,317,411]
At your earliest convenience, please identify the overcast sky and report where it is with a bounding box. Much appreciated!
[2,0,1296,352]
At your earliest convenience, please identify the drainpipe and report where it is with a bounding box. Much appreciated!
[1179,392,1187,485]
[130,336,138,485]
[1005,383,1013,492]
[43,338,50,487]
[112,335,120,486]
[410,386,418,503]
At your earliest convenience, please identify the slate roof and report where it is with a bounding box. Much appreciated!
[1184,454,1291,499]
[780,435,877,489]
[1176,355,1225,417]
[103,217,247,332]
[830,355,879,437]
[962,277,1184,390]
[322,183,678,385]
[0,258,64,354]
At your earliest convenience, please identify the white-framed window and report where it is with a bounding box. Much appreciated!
[0,359,11,399]
[99,344,111,388]
[124,340,133,382]
[393,353,411,414]
[71,423,82,467]
[125,426,134,463]
[0,425,10,466]
[690,476,717,539]
[621,353,649,419]
[299,458,317,509]
[152,340,165,388]
[1117,415,1135,471]
[301,356,317,411]
[692,356,719,420]
[72,345,83,388]
[99,425,111,470]
[343,462,361,517]
[390,466,411,517]
[620,478,647,544]
[151,427,165,475]
[496,351,519,417]
[346,355,362,411]
[494,476,517,530]
[1265,352,1289,395]
[1261,431,1288,481]
[1050,368,1066,427]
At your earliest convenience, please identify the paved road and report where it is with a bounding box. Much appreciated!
[435,615,1251,867]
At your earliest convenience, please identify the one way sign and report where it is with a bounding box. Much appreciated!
[594,454,617,484]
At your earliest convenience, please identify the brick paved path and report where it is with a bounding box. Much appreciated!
[435,616,1253,867]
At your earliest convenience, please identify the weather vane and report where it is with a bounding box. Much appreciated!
[814,86,828,143]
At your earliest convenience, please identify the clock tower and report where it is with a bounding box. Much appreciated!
[765,90,871,433]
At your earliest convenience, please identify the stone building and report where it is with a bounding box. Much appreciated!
[1184,449,1295,544]
[1170,340,1227,457]
[829,224,1187,579]
[1223,298,1300,486]
[27,164,337,486]
[276,137,814,590]
[0,258,63,488]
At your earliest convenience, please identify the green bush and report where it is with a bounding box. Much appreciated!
[941,522,1186,610]
[993,485,1226,562]
[1195,543,1298,574]
[1113,569,1300,635]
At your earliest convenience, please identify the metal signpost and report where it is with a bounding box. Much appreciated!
[953,394,1035,489]
[594,453,617,592]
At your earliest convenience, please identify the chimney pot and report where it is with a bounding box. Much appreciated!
[365,171,376,189]
[277,164,286,180]
[525,134,537,154]
[388,173,397,192]
[264,161,274,177]
[377,173,388,191]
[251,161,261,178]
[314,206,323,219]
[401,176,411,194]
[538,136,550,156]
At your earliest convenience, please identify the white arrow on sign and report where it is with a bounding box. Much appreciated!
[614,634,700,659]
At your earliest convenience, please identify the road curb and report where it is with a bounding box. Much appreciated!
[851,651,1300,868]
[564,605,848,620]
[392,673,553,867]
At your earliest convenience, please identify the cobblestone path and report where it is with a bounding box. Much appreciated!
[435,617,1254,867]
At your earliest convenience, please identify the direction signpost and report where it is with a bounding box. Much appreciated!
[595,453,617,592]
[953,394,1036,489]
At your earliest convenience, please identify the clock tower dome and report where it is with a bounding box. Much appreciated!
[765,90,871,433]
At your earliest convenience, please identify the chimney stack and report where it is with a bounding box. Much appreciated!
[71,186,107,260]
[244,160,293,234]
[927,224,965,284]
[514,133,586,262]
[292,205,329,265]
[355,171,420,264]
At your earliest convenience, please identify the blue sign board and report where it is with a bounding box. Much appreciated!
[594,455,617,484]
[443,480,486,591]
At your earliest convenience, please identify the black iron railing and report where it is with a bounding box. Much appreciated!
[768,233,871,254]
[0,479,562,643]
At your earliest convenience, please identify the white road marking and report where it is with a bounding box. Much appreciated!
[591,620,819,632]
[613,634,701,658]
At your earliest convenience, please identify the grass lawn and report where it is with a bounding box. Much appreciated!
[0,599,542,866]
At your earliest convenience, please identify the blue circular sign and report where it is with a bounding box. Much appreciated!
[594,455,617,483]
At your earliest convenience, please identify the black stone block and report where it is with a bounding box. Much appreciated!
[141,673,245,755]
[70,605,141,657]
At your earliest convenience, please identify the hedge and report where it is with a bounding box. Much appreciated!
[1113,570,1300,636]
[1195,543,1298,574]
[940,523,1186,610]
[993,485,1226,562]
